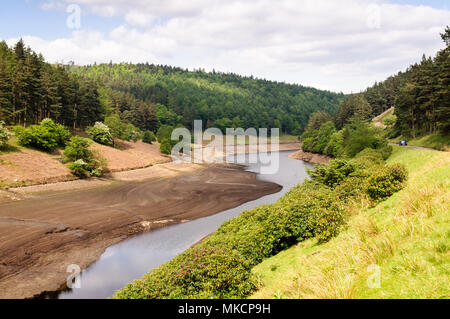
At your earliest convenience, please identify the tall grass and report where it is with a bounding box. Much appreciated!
[251,146,450,299]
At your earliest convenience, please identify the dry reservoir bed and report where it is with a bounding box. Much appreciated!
[0,162,281,299]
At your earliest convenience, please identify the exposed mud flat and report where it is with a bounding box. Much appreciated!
[0,162,281,299]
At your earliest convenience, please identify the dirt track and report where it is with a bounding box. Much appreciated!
[0,163,281,299]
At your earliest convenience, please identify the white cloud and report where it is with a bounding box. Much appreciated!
[7,0,450,92]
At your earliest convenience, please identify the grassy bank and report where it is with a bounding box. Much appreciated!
[251,146,449,299]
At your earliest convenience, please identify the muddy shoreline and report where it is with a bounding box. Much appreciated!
[0,161,282,299]
[288,148,332,165]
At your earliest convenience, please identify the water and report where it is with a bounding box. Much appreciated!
[54,151,313,299]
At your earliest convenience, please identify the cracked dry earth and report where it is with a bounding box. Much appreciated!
[0,163,281,299]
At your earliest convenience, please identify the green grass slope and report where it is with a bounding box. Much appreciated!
[251,146,449,299]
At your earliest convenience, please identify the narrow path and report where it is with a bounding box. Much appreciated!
[389,143,436,151]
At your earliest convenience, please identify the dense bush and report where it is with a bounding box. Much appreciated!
[63,136,106,178]
[383,115,397,127]
[308,159,356,188]
[159,138,173,155]
[40,118,71,146]
[302,118,392,162]
[323,130,344,157]
[342,119,388,158]
[104,115,144,142]
[62,136,93,163]
[301,121,336,154]
[142,130,156,144]
[0,121,10,149]
[367,164,408,200]
[156,125,174,143]
[115,246,255,299]
[86,122,114,146]
[14,119,71,151]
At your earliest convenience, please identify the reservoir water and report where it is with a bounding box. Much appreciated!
[53,151,313,299]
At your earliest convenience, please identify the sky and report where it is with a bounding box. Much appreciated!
[1,0,449,93]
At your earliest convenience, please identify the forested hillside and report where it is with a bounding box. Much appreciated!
[69,63,345,134]
[0,39,345,135]
[350,27,449,137]
[301,27,449,156]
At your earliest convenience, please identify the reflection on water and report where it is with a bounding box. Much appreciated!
[53,151,313,299]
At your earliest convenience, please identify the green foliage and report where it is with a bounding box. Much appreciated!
[309,159,356,188]
[306,111,333,131]
[13,119,70,151]
[68,160,91,178]
[212,118,233,134]
[63,136,106,178]
[104,114,143,142]
[366,164,408,201]
[159,138,173,155]
[68,61,344,134]
[301,121,336,154]
[323,130,344,157]
[0,121,10,149]
[0,40,104,128]
[342,119,388,158]
[115,149,408,299]
[115,246,255,299]
[383,115,397,127]
[156,125,174,142]
[86,122,114,146]
[40,118,71,146]
[62,136,93,163]
[142,130,156,144]
[354,148,385,165]
[336,94,372,129]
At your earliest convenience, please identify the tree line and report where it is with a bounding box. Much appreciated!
[335,27,449,138]
[0,39,104,128]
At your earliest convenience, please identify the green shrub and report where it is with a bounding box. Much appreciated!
[115,246,255,299]
[324,130,344,157]
[0,121,10,149]
[124,123,142,142]
[156,125,174,143]
[160,138,173,155]
[63,136,106,178]
[40,118,71,146]
[142,130,156,144]
[383,115,397,127]
[379,145,393,160]
[86,122,114,146]
[68,160,91,178]
[62,136,93,163]
[13,119,70,151]
[309,159,356,188]
[342,119,387,158]
[366,164,408,200]
[14,125,58,151]
[355,148,385,165]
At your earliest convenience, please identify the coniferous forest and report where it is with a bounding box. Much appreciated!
[0,39,344,135]
[0,28,448,139]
